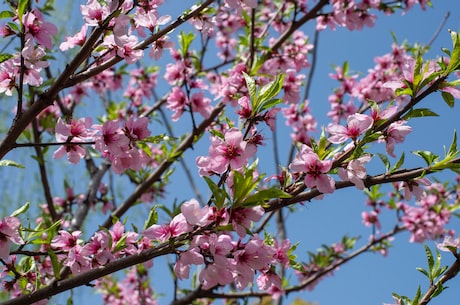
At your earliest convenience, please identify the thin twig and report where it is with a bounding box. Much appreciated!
[426,11,450,48]
[158,107,204,204]
[31,118,58,221]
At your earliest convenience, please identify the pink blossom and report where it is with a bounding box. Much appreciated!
[174,247,204,279]
[199,255,235,289]
[196,128,256,176]
[231,206,264,237]
[437,235,460,252]
[60,24,88,51]
[65,245,91,274]
[51,230,82,250]
[257,271,283,293]
[93,120,130,157]
[166,86,188,121]
[181,199,213,227]
[225,0,257,12]
[22,9,58,49]
[399,177,431,201]
[55,117,94,140]
[149,35,174,60]
[53,117,94,164]
[53,144,87,164]
[362,210,381,230]
[378,120,412,157]
[290,144,335,194]
[273,239,291,267]
[21,39,49,70]
[338,155,371,190]
[327,113,373,144]
[233,235,275,290]
[142,213,192,242]
[133,9,171,36]
[123,117,150,141]
[371,105,398,122]
[0,216,23,260]
[190,92,212,119]
[110,221,138,256]
[83,231,115,266]
[104,34,144,64]
[80,0,111,26]
[0,60,17,96]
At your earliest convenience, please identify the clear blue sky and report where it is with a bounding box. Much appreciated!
[1,1,460,305]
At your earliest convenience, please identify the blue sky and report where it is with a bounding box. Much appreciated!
[1,1,460,305]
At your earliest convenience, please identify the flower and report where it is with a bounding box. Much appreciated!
[327,113,373,144]
[196,128,256,176]
[290,144,335,194]
[378,120,412,157]
[142,213,192,242]
[338,155,371,190]
[0,216,23,260]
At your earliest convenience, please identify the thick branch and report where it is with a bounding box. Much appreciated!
[171,227,403,303]
[0,231,198,305]
[266,157,460,212]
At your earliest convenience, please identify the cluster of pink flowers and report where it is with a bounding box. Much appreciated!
[0,9,56,95]
[327,43,411,124]
[282,100,317,145]
[400,194,452,243]
[141,199,290,295]
[50,222,139,274]
[53,116,152,173]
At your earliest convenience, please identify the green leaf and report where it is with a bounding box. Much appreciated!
[416,267,430,278]
[232,169,259,207]
[431,283,446,298]
[441,91,455,108]
[412,285,422,305]
[446,30,460,74]
[256,74,284,111]
[242,187,291,207]
[11,202,29,217]
[142,134,170,144]
[403,108,439,120]
[113,234,127,253]
[178,31,195,57]
[17,0,30,23]
[446,130,457,157]
[242,72,257,104]
[377,153,390,172]
[258,98,283,113]
[412,150,439,166]
[0,159,25,168]
[390,152,405,173]
[143,206,158,230]
[203,176,227,208]
[424,244,434,276]
[0,11,15,19]
[48,249,62,279]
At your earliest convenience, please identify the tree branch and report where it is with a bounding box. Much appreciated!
[266,157,460,212]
